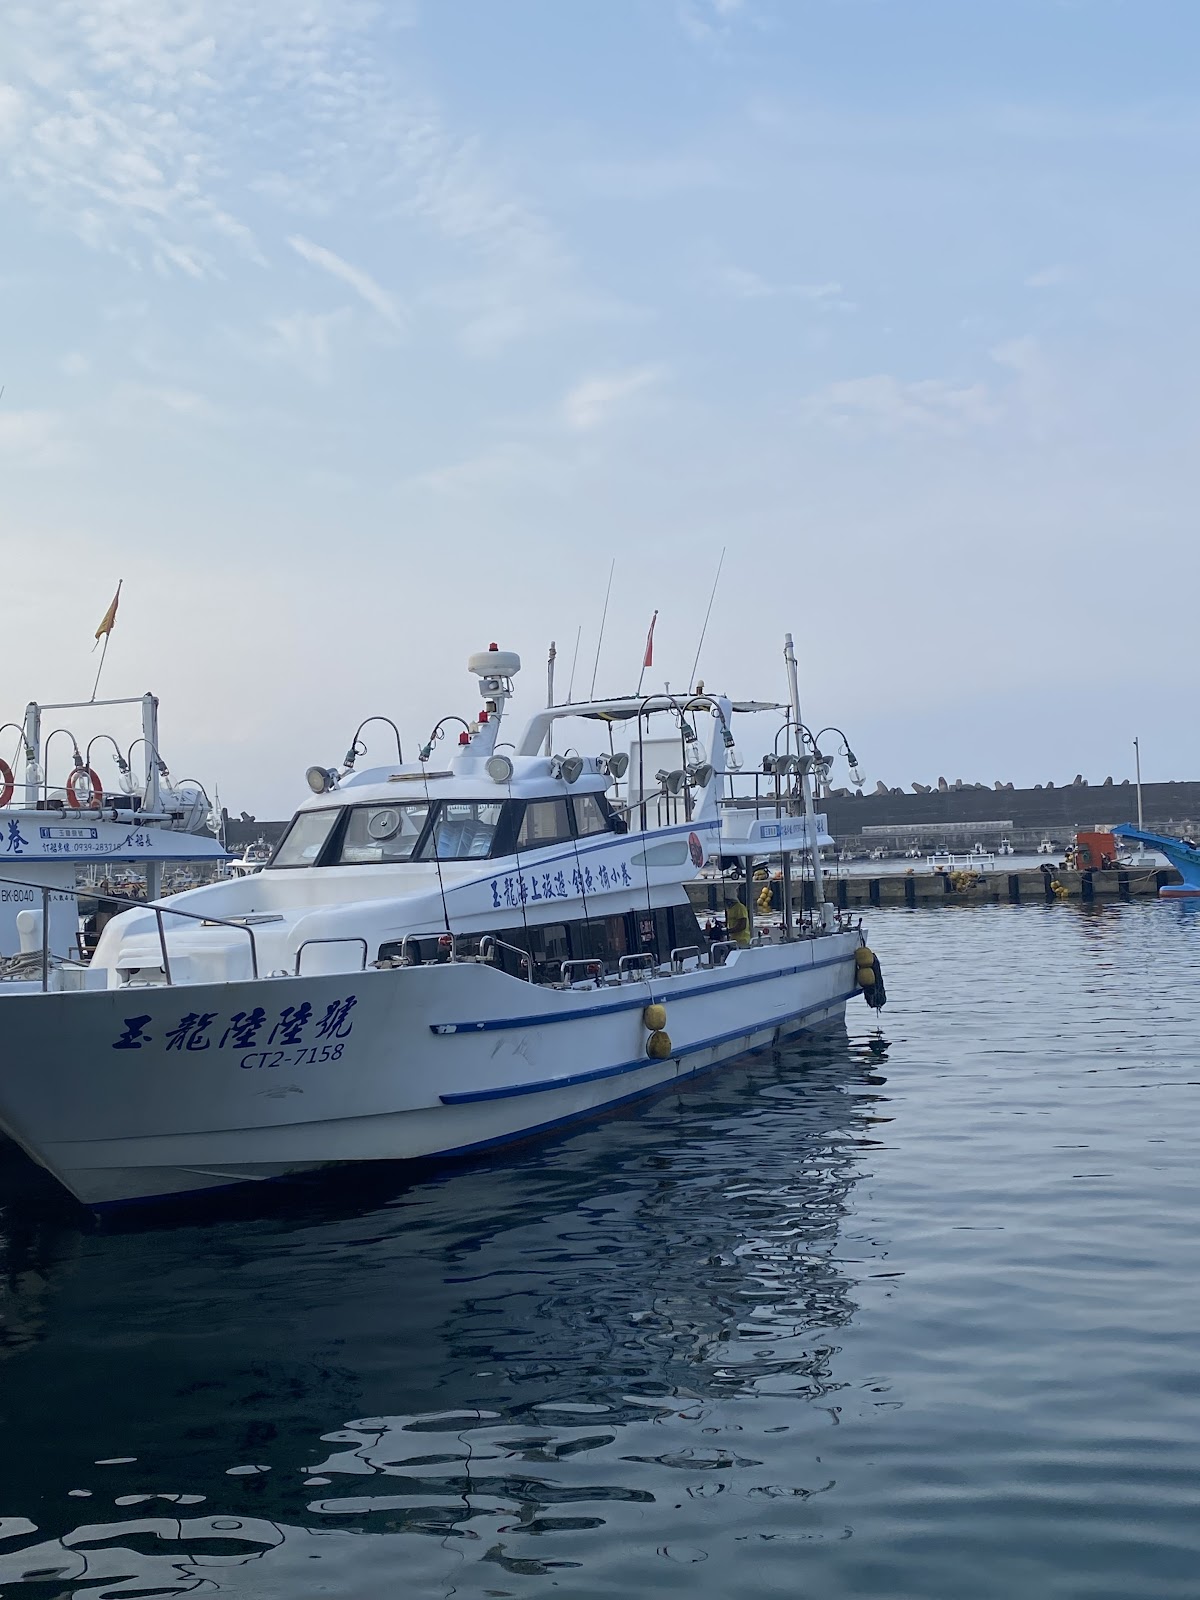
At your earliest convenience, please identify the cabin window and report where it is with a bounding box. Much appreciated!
[464,907,704,981]
[336,802,431,865]
[270,809,342,868]
[670,901,705,953]
[575,915,629,966]
[525,921,571,980]
[517,798,573,850]
[474,922,571,980]
[571,793,611,837]
[418,801,504,860]
[634,908,673,961]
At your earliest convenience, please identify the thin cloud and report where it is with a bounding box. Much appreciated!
[716,266,852,308]
[0,409,68,465]
[1025,264,1073,289]
[564,365,666,431]
[678,0,747,48]
[287,236,406,331]
[802,374,1000,435]
[579,156,729,199]
[264,308,352,381]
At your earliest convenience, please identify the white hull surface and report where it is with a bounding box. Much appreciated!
[1,935,858,1206]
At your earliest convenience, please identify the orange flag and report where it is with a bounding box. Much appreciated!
[94,582,122,647]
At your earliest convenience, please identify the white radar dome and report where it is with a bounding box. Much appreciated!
[468,647,521,679]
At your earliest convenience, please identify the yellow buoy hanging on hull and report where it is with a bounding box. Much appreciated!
[855,945,876,967]
[643,1003,667,1032]
[646,1030,673,1059]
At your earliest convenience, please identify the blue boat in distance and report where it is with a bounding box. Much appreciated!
[1112,824,1200,897]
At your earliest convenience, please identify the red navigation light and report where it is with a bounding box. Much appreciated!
[458,731,470,746]
[478,710,489,723]
[489,642,499,652]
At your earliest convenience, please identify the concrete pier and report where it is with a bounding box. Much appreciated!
[689,862,1180,916]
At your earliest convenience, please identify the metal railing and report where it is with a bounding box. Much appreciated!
[560,958,604,986]
[294,936,369,975]
[396,932,458,967]
[0,871,260,992]
[669,944,701,973]
[618,951,656,980]
[478,934,532,981]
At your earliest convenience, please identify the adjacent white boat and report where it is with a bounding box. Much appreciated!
[0,646,874,1210]
[0,692,228,966]
[226,839,273,877]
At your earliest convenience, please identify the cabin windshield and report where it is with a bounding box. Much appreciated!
[337,802,432,865]
[270,809,342,868]
[418,801,504,860]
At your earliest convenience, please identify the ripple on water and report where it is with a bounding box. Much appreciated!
[0,903,1197,1596]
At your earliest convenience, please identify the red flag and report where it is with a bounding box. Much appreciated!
[642,610,658,669]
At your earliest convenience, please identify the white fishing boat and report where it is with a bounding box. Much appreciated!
[0,692,228,969]
[226,839,274,878]
[0,643,880,1210]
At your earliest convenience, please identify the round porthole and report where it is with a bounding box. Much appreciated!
[367,808,401,840]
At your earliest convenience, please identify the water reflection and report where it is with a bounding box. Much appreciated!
[0,1025,888,1594]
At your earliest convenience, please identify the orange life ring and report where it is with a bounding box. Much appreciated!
[0,758,12,809]
[66,766,102,809]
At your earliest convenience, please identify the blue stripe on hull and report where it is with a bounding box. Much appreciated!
[438,987,860,1103]
[431,949,852,1035]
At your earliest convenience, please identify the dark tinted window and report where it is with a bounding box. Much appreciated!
[482,921,572,981]
[634,908,672,961]
[670,901,705,951]
[517,798,573,850]
[575,915,629,966]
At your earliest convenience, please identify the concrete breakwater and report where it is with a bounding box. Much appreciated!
[822,778,1200,855]
[690,863,1180,914]
[821,864,1178,907]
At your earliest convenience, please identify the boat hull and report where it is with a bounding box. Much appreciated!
[0,936,860,1207]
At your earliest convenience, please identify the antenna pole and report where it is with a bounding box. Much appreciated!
[589,559,616,699]
[566,625,582,701]
[785,631,832,929]
[688,546,725,691]
[545,640,557,756]
[1134,736,1143,830]
[89,632,111,703]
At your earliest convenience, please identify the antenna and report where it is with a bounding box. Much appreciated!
[544,640,556,756]
[688,546,725,691]
[589,558,616,699]
[566,624,582,701]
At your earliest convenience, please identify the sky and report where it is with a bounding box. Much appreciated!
[1,0,1197,816]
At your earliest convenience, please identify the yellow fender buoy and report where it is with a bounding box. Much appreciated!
[646,1030,673,1059]
[855,946,875,967]
[643,1003,667,1032]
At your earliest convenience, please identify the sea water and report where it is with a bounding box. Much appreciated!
[0,899,1196,1597]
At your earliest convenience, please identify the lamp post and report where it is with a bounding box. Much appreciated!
[1134,736,1143,830]
[810,727,865,796]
